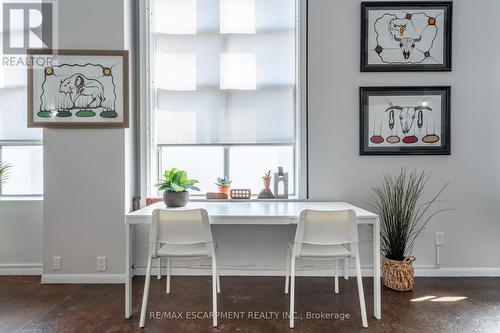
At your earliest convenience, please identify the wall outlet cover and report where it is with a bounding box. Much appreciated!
[435,232,445,246]
[97,256,107,272]
[52,256,62,271]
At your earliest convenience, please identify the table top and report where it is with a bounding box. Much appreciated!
[126,201,378,221]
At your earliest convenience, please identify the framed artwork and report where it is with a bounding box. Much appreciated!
[360,86,450,155]
[361,2,452,72]
[27,49,129,128]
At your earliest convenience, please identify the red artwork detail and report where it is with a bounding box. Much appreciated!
[402,136,418,144]
[370,135,384,144]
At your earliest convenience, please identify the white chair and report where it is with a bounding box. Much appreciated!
[285,209,367,329]
[139,208,220,328]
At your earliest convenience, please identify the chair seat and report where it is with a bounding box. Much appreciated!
[290,242,351,258]
[157,243,211,258]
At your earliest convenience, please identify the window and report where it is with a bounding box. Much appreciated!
[143,0,305,197]
[0,26,43,196]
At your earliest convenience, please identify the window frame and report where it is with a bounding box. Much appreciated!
[139,0,308,202]
[0,140,43,197]
[157,142,297,197]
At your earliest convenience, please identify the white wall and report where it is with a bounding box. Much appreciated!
[0,199,43,274]
[307,0,500,270]
[42,0,129,279]
[3,0,500,280]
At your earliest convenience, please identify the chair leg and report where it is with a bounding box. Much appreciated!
[166,258,171,294]
[157,257,161,280]
[212,257,218,327]
[289,256,296,329]
[216,259,221,293]
[139,252,153,328]
[334,259,339,294]
[285,247,291,294]
[355,255,368,328]
[344,258,349,280]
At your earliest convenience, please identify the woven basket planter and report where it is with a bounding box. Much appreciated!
[382,256,416,291]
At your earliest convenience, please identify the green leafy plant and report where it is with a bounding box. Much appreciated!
[368,169,451,261]
[215,177,232,186]
[0,161,11,185]
[156,168,200,193]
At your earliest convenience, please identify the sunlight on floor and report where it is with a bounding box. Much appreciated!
[410,296,436,302]
[411,295,468,302]
[430,296,467,302]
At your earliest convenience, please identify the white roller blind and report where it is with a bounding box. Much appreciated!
[153,0,296,144]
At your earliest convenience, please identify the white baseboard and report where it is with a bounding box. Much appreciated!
[0,263,43,275]
[132,264,500,277]
[9,264,499,283]
[41,274,124,284]
[413,266,500,277]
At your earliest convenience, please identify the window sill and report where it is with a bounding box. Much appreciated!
[0,195,43,202]
[151,195,303,203]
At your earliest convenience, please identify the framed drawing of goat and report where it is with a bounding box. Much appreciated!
[361,2,452,72]
[360,86,451,155]
[27,49,129,128]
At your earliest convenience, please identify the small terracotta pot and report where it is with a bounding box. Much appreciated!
[217,185,231,196]
[263,178,271,190]
[163,191,189,208]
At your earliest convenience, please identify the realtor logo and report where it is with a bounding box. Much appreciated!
[2,2,54,54]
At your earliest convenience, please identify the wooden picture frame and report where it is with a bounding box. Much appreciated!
[361,1,452,72]
[360,86,451,155]
[27,49,129,128]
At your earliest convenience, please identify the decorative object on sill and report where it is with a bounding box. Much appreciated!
[230,189,251,200]
[27,49,129,128]
[156,168,200,208]
[0,161,12,186]
[257,170,274,199]
[273,166,289,199]
[146,197,162,206]
[367,169,452,291]
[132,196,141,211]
[206,192,228,200]
[215,177,232,196]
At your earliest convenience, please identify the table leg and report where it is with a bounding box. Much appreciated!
[125,219,133,318]
[373,217,381,319]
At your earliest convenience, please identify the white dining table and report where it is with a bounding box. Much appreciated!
[124,201,381,320]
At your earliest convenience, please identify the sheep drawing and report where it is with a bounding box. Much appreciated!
[59,73,105,108]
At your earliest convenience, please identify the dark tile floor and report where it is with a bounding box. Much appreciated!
[0,276,499,333]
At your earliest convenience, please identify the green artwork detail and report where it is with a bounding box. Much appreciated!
[37,111,55,118]
[76,110,96,117]
[56,111,72,117]
[100,110,118,118]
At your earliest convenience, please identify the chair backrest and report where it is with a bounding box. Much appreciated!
[294,209,358,248]
[150,209,213,247]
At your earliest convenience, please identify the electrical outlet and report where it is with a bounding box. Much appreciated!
[435,232,445,246]
[97,256,107,272]
[52,256,61,271]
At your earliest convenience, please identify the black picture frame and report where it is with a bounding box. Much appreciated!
[361,1,453,72]
[360,86,451,155]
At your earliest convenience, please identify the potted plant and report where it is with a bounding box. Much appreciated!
[262,170,272,190]
[368,169,450,291]
[215,177,232,196]
[156,168,200,208]
[0,161,11,186]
